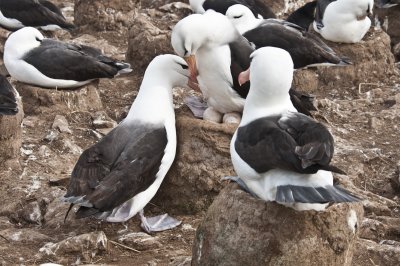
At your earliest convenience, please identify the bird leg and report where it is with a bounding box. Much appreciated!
[139,210,181,234]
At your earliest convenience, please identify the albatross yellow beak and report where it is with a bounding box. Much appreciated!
[184,55,201,92]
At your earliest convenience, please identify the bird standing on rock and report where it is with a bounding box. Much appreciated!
[313,0,374,43]
[4,27,132,89]
[62,54,190,233]
[171,10,316,124]
[0,0,75,31]
[229,47,360,211]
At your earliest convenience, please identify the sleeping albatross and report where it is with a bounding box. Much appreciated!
[226,4,350,68]
[4,27,132,89]
[229,47,359,211]
[0,75,18,115]
[62,54,189,233]
[313,0,373,43]
[0,0,75,31]
[189,0,275,19]
[171,10,316,123]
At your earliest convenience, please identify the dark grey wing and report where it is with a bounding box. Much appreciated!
[286,1,317,30]
[277,112,344,174]
[229,35,255,98]
[235,116,313,174]
[0,75,18,115]
[289,88,317,116]
[315,0,336,29]
[23,39,126,81]
[243,20,347,68]
[0,0,75,30]
[65,124,168,217]
[235,115,343,174]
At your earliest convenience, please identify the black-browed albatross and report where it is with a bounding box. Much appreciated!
[226,4,350,69]
[4,27,132,89]
[313,0,373,43]
[171,10,316,123]
[189,0,275,19]
[229,47,359,211]
[62,54,190,233]
[0,0,75,31]
[0,75,18,115]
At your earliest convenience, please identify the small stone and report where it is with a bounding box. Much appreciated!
[38,145,51,158]
[0,228,52,243]
[13,200,47,225]
[52,115,72,134]
[369,117,382,130]
[118,232,162,251]
[169,256,191,266]
[62,139,82,155]
[359,218,386,241]
[44,130,59,142]
[38,231,107,258]
[91,111,117,129]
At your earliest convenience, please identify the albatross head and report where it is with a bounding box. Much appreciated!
[4,27,44,60]
[226,4,261,34]
[242,47,294,99]
[189,0,206,13]
[143,54,190,88]
[171,10,239,91]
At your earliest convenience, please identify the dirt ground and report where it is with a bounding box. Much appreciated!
[0,1,400,265]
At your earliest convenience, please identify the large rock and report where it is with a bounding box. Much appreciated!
[192,183,364,265]
[294,29,396,95]
[74,0,139,32]
[353,238,400,266]
[261,0,315,17]
[126,4,191,73]
[154,111,236,214]
[0,96,23,164]
[16,82,103,115]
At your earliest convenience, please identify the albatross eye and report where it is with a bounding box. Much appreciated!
[233,15,243,19]
[35,37,42,42]
[179,63,188,70]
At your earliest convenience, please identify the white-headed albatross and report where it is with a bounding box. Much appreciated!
[62,54,190,233]
[4,27,132,89]
[0,0,75,31]
[313,0,373,43]
[189,0,275,19]
[229,47,360,211]
[171,10,316,124]
[0,75,18,115]
[226,4,350,69]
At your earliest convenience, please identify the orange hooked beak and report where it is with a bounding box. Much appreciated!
[184,55,201,92]
[238,67,250,86]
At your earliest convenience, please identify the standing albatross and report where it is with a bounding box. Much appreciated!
[62,54,189,233]
[4,27,131,89]
[230,47,359,211]
[171,10,316,124]
[0,0,75,31]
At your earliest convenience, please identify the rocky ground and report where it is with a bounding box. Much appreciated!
[0,0,400,265]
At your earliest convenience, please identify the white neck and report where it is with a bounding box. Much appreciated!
[125,72,175,125]
[240,90,296,126]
